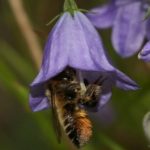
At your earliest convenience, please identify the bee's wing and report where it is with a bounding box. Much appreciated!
[51,91,62,143]
[46,89,62,143]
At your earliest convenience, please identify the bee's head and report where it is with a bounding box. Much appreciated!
[52,67,76,82]
[61,67,76,82]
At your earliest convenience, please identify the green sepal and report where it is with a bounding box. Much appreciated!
[63,0,78,14]
[46,13,62,26]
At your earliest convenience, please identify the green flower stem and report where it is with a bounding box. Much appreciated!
[64,0,78,13]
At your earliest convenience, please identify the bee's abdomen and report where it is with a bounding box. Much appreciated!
[63,109,92,148]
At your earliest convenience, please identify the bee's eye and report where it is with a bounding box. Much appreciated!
[63,77,69,81]
[62,75,73,81]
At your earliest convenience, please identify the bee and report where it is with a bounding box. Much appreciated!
[45,67,101,148]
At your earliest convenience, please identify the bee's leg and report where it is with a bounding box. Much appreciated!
[83,74,105,101]
[80,75,105,109]
[81,84,101,107]
[77,70,87,95]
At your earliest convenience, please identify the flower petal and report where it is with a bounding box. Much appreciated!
[74,12,114,71]
[30,13,70,96]
[96,103,116,126]
[112,2,145,57]
[86,2,117,28]
[115,0,139,6]
[146,19,150,40]
[29,95,49,112]
[99,91,112,108]
[115,69,139,90]
[138,41,150,62]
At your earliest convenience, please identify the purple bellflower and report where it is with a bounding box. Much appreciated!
[87,0,150,57]
[29,0,139,112]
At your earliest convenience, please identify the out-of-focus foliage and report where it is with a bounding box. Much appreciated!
[0,0,150,150]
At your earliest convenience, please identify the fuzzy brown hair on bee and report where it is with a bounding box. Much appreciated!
[63,103,92,148]
[45,67,93,148]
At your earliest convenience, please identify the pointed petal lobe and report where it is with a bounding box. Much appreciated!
[138,41,150,62]
[115,69,139,90]
[29,95,50,112]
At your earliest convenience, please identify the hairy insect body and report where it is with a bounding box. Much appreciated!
[55,94,92,148]
[46,67,93,148]
[46,67,101,148]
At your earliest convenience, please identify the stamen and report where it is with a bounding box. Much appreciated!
[45,89,51,99]
[76,70,87,95]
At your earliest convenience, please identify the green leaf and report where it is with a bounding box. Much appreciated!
[98,133,125,150]
[0,40,36,83]
[0,59,29,108]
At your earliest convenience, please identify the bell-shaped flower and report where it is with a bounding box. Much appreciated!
[87,0,150,57]
[29,10,139,112]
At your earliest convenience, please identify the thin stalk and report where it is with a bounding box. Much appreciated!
[8,0,42,69]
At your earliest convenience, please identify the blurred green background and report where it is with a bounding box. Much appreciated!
[1,0,150,149]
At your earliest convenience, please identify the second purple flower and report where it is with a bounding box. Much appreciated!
[87,0,150,57]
